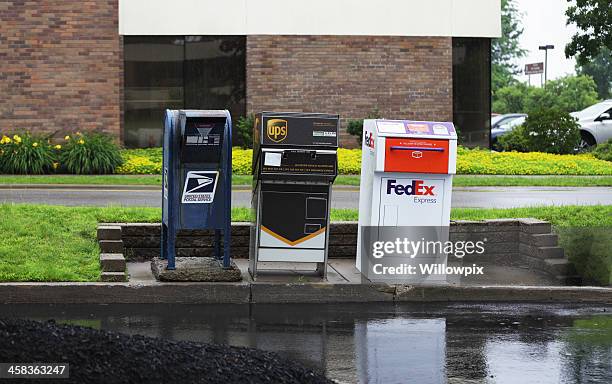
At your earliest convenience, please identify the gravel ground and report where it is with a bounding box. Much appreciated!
[0,318,333,384]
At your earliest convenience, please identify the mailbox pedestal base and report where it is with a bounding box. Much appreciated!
[151,257,242,282]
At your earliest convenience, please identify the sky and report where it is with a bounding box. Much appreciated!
[513,0,578,84]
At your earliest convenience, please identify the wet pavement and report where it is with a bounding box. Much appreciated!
[0,186,611,209]
[2,302,611,383]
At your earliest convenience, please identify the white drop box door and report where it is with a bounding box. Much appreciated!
[377,176,450,227]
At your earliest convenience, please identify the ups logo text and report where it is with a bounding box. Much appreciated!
[266,119,288,143]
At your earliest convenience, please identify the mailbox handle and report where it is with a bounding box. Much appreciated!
[389,146,445,152]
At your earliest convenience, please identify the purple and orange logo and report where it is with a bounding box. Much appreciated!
[386,179,435,196]
[364,131,375,150]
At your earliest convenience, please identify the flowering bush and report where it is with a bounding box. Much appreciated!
[59,132,123,174]
[5,133,609,176]
[0,133,56,174]
[117,146,612,176]
[232,148,253,174]
[116,149,162,174]
[456,147,612,175]
[337,148,361,174]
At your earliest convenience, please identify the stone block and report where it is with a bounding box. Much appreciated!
[100,253,126,272]
[519,219,552,234]
[97,225,122,240]
[121,223,161,236]
[519,244,565,259]
[99,240,123,253]
[519,232,558,247]
[329,222,358,234]
[100,272,126,282]
[151,257,242,282]
[545,258,576,276]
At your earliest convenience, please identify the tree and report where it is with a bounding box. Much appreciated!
[492,0,526,99]
[492,82,528,114]
[492,75,599,114]
[577,47,612,99]
[565,0,612,65]
[492,0,527,71]
[544,75,599,112]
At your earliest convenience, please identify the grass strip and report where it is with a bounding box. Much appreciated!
[1,174,612,187]
[1,204,609,282]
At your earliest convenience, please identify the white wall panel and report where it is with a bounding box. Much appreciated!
[119,0,501,37]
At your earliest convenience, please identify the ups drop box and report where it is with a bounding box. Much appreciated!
[249,112,339,279]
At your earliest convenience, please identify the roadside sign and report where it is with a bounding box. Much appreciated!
[525,62,544,75]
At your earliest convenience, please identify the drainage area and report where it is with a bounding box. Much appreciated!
[2,302,611,383]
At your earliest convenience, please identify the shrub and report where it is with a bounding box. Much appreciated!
[235,114,254,149]
[592,140,612,162]
[522,108,581,154]
[59,132,123,174]
[232,148,253,174]
[558,227,612,286]
[497,125,530,152]
[498,109,580,154]
[346,108,382,145]
[0,133,56,174]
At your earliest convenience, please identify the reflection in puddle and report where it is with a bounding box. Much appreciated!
[1,303,610,383]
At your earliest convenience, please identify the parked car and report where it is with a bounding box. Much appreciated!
[491,113,527,130]
[491,115,527,148]
[571,99,612,148]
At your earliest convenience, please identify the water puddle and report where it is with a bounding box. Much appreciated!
[1,303,610,383]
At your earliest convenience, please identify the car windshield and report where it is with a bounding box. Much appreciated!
[505,116,526,128]
[575,101,612,118]
[491,115,505,125]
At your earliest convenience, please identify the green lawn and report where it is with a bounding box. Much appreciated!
[0,174,163,186]
[1,204,610,282]
[1,174,611,187]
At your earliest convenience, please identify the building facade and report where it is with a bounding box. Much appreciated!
[0,0,500,148]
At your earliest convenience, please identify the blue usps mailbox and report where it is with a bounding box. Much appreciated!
[161,109,232,269]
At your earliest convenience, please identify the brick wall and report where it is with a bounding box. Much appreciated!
[246,35,453,147]
[0,1,121,139]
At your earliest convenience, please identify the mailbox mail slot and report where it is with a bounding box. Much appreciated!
[384,138,450,174]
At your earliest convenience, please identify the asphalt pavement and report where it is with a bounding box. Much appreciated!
[0,185,610,209]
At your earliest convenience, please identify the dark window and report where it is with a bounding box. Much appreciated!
[124,36,246,148]
[452,38,492,148]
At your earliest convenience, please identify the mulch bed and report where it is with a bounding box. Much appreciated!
[0,318,333,384]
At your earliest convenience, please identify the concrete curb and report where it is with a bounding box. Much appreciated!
[1,282,610,304]
[0,184,160,191]
[0,184,360,191]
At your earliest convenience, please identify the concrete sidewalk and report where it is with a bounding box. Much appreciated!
[1,259,610,305]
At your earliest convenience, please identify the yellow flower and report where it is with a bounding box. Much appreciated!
[0,135,10,144]
[52,162,59,170]
[64,135,70,141]
[13,135,22,144]
[78,139,85,145]
[54,144,62,150]
[32,142,38,147]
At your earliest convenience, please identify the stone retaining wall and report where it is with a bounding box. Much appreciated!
[97,219,576,283]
